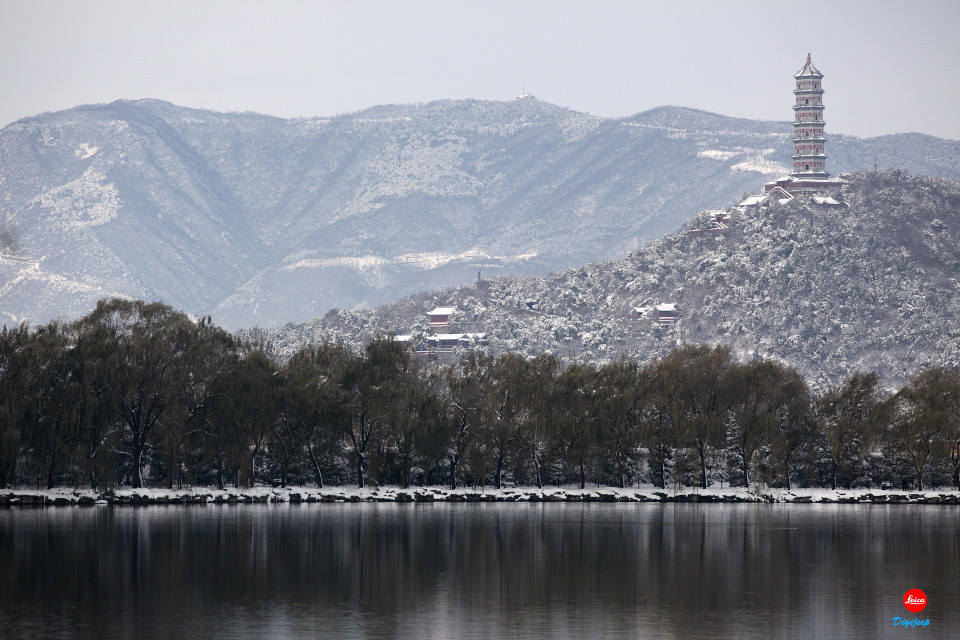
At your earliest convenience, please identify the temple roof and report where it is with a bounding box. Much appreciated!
[794,53,823,78]
[427,306,456,316]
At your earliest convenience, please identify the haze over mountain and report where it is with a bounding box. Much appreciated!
[264,171,960,389]
[2,98,959,329]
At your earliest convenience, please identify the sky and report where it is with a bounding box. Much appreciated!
[2,0,959,139]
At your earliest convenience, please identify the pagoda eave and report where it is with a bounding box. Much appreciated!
[765,177,844,193]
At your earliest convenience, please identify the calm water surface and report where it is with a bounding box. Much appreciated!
[1,503,957,639]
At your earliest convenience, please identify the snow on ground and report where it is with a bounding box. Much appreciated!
[282,249,538,273]
[3,485,959,506]
[32,167,121,229]
[731,149,791,175]
[697,149,739,161]
[74,143,99,159]
[0,252,131,300]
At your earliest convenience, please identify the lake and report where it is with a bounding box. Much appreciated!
[1,504,956,638]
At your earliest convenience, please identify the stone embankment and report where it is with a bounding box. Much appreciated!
[2,487,960,506]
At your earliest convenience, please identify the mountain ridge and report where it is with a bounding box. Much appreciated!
[2,98,959,329]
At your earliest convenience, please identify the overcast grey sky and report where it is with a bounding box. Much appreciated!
[2,0,959,139]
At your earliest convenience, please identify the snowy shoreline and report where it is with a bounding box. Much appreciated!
[3,486,960,506]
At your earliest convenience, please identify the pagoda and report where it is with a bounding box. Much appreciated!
[764,54,844,195]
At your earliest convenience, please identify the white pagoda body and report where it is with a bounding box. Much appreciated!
[765,54,844,195]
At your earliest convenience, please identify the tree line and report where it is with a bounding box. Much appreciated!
[2,299,959,492]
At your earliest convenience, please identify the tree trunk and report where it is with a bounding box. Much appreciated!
[398,448,411,489]
[742,454,750,489]
[167,451,175,489]
[132,436,145,488]
[450,454,460,490]
[495,456,504,490]
[46,448,58,490]
[313,460,324,489]
[235,446,244,488]
[698,448,708,489]
[217,454,225,490]
[88,454,98,492]
[307,444,324,488]
[578,454,586,490]
[356,453,365,488]
[533,451,543,489]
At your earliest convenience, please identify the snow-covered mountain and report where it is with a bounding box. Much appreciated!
[264,171,960,388]
[2,98,959,329]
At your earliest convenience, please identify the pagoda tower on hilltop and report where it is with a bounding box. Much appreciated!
[792,53,828,178]
[763,53,844,195]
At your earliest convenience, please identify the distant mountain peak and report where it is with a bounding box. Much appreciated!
[2,99,959,331]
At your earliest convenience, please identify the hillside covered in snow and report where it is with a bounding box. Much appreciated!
[265,171,960,388]
[2,98,959,329]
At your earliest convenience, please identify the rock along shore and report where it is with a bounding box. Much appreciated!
[2,486,960,507]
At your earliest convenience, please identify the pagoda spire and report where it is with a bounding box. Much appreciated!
[791,53,828,178]
[762,55,844,196]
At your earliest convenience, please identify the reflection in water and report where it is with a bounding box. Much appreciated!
[1,504,958,639]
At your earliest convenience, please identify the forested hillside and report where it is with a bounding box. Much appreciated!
[269,171,960,388]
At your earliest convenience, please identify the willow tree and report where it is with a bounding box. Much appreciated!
[74,299,198,488]
[161,317,237,489]
[384,360,437,489]
[641,357,682,490]
[275,343,351,488]
[595,360,644,489]
[726,360,809,488]
[557,362,599,490]
[766,367,813,490]
[208,349,280,488]
[523,354,561,489]
[0,324,32,488]
[24,322,84,489]
[444,352,491,489]
[666,345,735,489]
[935,368,960,490]
[817,373,887,490]
[888,368,951,491]
[482,353,532,489]
[337,337,409,488]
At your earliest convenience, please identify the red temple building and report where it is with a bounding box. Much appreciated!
[764,54,844,196]
[653,303,678,324]
[427,306,455,334]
